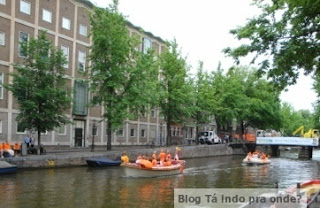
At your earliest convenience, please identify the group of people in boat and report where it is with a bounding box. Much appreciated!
[121,147,181,169]
[246,151,270,160]
[0,141,20,158]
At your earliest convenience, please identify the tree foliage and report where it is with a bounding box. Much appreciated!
[190,61,218,144]
[158,39,193,146]
[89,2,159,150]
[224,0,320,89]
[280,103,314,136]
[5,31,72,152]
[212,66,282,136]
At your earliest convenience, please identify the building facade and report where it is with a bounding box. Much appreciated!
[0,0,177,147]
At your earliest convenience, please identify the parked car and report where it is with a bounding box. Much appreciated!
[199,131,221,144]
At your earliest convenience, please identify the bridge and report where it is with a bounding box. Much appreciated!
[256,137,319,158]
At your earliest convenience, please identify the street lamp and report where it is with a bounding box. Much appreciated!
[91,121,97,152]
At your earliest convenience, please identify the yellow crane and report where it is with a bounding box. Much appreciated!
[293,126,319,138]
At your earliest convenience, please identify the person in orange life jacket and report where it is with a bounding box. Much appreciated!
[159,149,166,166]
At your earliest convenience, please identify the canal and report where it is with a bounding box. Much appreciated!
[1,149,320,208]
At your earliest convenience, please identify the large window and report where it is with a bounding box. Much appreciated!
[73,81,88,115]
[79,24,87,36]
[17,122,26,133]
[141,129,145,138]
[130,129,135,137]
[78,50,86,72]
[0,73,3,99]
[20,0,31,15]
[19,31,29,57]
[57,125,66,135]
[0,0,5,6]
[61,45,69,68]
[150,109,156,118]
[42,9,52,23]
[0,32,4,46]
[142,37,152,54]
[62,17,70,30]
[117,129,124,137]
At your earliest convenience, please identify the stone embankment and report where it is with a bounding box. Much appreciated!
[1,143,246,169]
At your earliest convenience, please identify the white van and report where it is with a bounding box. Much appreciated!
[199,131,221,144]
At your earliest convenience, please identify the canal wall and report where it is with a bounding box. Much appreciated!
[2,144,246,169]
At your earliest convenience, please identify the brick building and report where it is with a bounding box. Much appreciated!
[0,0,179,147]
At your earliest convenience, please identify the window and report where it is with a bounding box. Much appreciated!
[0,73,3,99]
[150,109,156,118]
[62,17,70,30]
[61,45,69,68]
[142,37,152,54]
[79,24,87,36]
[0,32,4,46]
[19,31,29,57]
[130,129,135,137]
[141,129,145,138]
[0,0,5,6]
[20,0,31,15]
[117,129,124,137]
[42,9,52,23]
[17,122,26,133]
[78,50,86,72]
[57,125,66,135]
[73,81,88,116]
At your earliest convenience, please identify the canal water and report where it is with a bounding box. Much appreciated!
[1,149,320,208]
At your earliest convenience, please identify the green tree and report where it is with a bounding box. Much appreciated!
[224,0,320,89]
[280,103,314,136]
[212,66,282,137]
[5,31,72,153]
[89,2,159,150]
[191,61,217,144]
[159,39,192,146]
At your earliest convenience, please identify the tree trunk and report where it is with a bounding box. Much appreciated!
[37,130,41,155]
[195,125,199,145]
[107,120,112,150]
[166,122,171,147]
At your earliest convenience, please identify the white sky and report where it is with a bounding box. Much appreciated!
[92,0,317,111]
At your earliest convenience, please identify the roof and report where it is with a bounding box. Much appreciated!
[75,0,166,44]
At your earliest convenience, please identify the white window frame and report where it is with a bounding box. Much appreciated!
[0,32,5,46]
[0,72,3,99]
[142,37,152,54]
[61,45,69,68]
[0,0,5,6]
[42,9,52,23]
[130,129,135,137]
[57,125,66,135]
[19,31,29,57]
[78,50,86,72]
[20,0,31,15]
[62,17,70,30]
[141,129,145,138]
[79,24,87,36]
[117,129,124,137]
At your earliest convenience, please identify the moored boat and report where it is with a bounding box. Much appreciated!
[285,179,320,206]
[86,157,121,167]
[242,152,270,165]
[121,160,186,178]
[0,161,17,174]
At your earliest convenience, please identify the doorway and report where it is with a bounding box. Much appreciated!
[74,120,85,147]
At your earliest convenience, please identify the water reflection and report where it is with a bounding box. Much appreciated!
[1,150,320,207]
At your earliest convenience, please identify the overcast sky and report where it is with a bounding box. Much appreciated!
[92,0,317,111]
